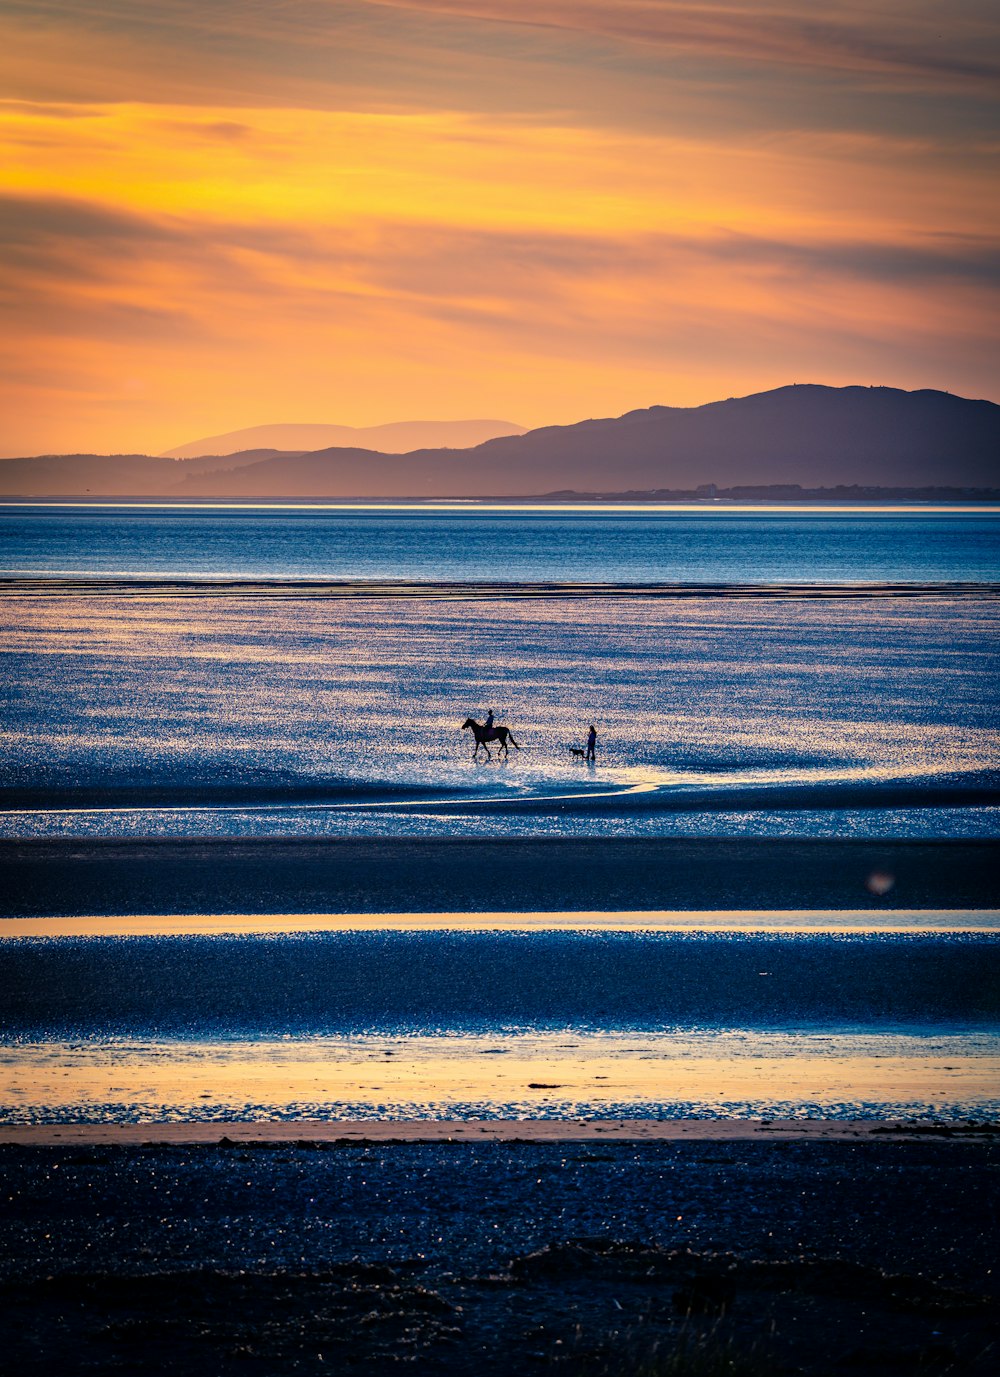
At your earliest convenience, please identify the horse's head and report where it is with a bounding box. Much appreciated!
[460,717,475,730]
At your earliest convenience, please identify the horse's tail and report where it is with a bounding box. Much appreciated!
[508,732,520,750]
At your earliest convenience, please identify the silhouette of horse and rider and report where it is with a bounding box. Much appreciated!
[461,709,520,759]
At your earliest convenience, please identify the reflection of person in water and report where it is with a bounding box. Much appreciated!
[586,723,597,762]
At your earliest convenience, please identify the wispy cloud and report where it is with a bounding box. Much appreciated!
[375,1,1000,85]
[4,1,999,114]
[11,0,999,85]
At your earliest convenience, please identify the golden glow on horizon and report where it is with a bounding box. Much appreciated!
[10,103,988,237]
[0,1,997,455]
[3,1030,997,1118]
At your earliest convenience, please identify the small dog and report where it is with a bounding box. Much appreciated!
[570,747,586,759]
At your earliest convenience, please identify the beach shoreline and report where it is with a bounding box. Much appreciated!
[2,1116,996,1147]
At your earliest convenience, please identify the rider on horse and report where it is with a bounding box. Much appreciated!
[462,713,519,758]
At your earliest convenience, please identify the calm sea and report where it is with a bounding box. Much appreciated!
[2,502,999,583]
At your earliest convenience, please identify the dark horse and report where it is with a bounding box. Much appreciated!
[461,717,520,759]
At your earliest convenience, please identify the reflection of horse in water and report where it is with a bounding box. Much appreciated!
[461,717,521,759]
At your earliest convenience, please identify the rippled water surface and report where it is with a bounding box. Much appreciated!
[1,589,997,837]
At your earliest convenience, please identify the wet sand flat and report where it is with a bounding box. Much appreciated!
[3,837,999,917]
[7,1026,997,1126]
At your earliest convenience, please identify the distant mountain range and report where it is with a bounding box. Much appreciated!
[2,386,997,497]
[161,419,526,458]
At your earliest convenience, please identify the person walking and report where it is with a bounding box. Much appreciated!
[586,723,597,762]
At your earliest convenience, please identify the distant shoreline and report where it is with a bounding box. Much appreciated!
[3,577,998,601]
[2,490,1000,504]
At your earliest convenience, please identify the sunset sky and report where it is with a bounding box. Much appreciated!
[1,1,998,456]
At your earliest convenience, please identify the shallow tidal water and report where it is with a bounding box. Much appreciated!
[2,915,998,1124]
[4,1027,998,1126]
[2,505,997,1128]
[1,590,997,839]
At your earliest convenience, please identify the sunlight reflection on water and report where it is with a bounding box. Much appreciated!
[3,1028,998,1125]
[2,594,998,837]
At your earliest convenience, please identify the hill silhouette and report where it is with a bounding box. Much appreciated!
[162,419,525,458]
[2,386,997,497]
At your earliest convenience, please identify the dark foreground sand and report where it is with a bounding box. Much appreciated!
[3,837,999,917]
[4,835,998,1372]
[1,1133,996,1376]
